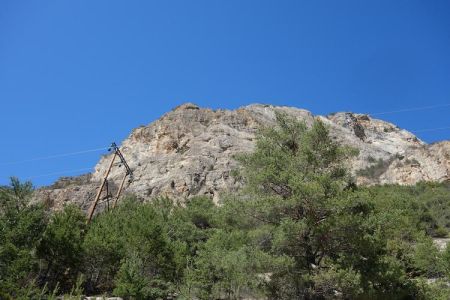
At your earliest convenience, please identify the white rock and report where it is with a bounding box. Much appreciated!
[34,103,450,210]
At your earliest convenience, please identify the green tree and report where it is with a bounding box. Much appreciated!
[114,251,174,300]
[233,113,364,297]
[0,177,47,299]
[37,204,86,293]
[0,177,34,213]
[229,113,435,298]
[83,197,177,297]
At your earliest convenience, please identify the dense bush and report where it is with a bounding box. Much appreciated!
[0,178,47,299]
[84,198,177,298]
[37,204,86,292]
[1,115,450,299]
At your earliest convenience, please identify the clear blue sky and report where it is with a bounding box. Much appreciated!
[1,0,450,186]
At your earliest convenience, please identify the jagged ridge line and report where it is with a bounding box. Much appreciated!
[4,128,450,182]
[2,103,450,168]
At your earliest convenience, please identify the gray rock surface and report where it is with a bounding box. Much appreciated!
[34,103,450,210]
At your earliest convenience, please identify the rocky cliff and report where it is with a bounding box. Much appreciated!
[35,103,450,211]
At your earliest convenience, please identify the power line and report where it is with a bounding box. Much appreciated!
[0,146,108,166]
[1,121,448,184]
[0,103,449,169]
[1,167,94,183]
[363,103,450,134]
[369,103,450,116]
[26,167,94,179]
[411,126,450,133]
[2,153,221,183]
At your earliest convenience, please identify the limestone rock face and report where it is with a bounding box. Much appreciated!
[34,103,450,210]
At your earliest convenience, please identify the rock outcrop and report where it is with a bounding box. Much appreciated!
[34,103,450,210]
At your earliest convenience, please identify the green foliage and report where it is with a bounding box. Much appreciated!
[434,227,448,238]
[440,242,450,278]
[185,229,284,299]
[83,197,176,297]
[233,114,374,298]
[0,176,34,212]
[2,115,450,299]
[37,204,86,292]
[363,182,450,237]
[0,177,47,299]
[356,157,394,179]
[228,114,450,298]
[311,264,363,298]
[68,274,86,298]
[413,238,444,277]
[114,252,173,300]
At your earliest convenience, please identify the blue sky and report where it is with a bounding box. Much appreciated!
[1,0,450,186]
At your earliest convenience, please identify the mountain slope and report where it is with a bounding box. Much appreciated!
[35,103,450,211]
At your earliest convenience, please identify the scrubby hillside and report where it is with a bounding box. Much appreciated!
[35,103,449,211]
[4,114,450,299]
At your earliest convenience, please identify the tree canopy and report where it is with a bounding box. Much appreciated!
[1,114,450,299]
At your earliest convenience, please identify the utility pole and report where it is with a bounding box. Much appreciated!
[86,142,133,224]
[113,173,128,209]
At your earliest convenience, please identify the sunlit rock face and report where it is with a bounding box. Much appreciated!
[34,103,450,210]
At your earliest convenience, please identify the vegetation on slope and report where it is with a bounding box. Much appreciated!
[1,113,450,299]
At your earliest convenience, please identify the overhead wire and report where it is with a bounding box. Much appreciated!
[0,146,109,166]
[365,103,450,135]
[325,102,450,135]
[1,103,450,182]
[1,153,223,183]
[411,126,450,134]
[2,103,449,167]
[0,146,108,183]
[25,167,94,179]
[368,103,450,116]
